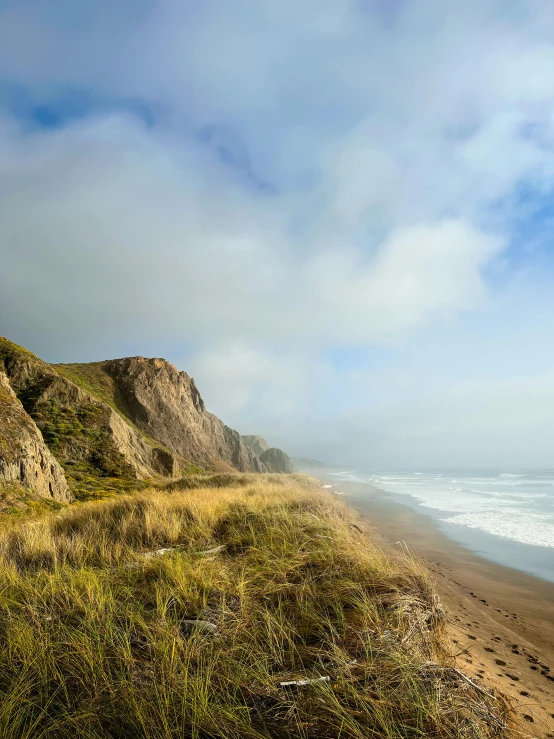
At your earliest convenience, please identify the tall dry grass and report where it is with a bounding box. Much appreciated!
[0,475,510,738]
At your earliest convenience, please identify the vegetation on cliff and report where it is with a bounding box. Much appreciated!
[0,337,264,503]
[0,475,510,738]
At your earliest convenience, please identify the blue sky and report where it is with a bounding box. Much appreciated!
[2,0,554,466]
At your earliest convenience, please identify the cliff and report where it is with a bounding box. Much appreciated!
[0,371,71,504]
[290,456,327,469]
[241,435,270,457]
[0,337,265,501]
[258,447,296,474]
[242,435,298,474]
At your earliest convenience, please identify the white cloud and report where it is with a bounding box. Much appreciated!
[0,115,506,354]
[2,0,554,464]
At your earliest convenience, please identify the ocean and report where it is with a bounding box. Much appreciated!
[326,468,554,583]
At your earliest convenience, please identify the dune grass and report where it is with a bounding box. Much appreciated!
[0,476,510,738]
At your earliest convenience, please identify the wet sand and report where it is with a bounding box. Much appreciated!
[331,481,554,738]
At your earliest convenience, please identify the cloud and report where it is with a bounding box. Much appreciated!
[2,0,554,464]
[0,112,505,357]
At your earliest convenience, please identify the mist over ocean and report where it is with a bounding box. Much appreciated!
[329,469,554,583]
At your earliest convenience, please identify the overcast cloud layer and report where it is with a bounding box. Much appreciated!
[2,0,554,467]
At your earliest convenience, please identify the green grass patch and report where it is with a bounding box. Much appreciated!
[53,363,121,413]
[0,336,41,372]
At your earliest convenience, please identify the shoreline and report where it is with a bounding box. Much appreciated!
[323,478,554,737]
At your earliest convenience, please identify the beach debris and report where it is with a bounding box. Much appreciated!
[126,544,225,568]
[121,546,178,569]
[322,485,333,489]
[279,676,331,690]
[180,619,218,635]
[196,544,226,556]
[423,664,496,700]
[349,523,363,533]
[139,547,175,560]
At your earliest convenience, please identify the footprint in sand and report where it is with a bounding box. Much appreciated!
[466,634,477,640]
[506,673,520,681]
[484,647,495,653]
[495,659,506,666]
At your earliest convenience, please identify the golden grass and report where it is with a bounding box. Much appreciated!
[0,476,511,738]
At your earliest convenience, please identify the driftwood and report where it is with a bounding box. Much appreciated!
[423,664,496,700]
[279,676,331,689]
[125,544,225,569]
[449,667,496,700]
[139,547,175,560]
[196,544,226,556]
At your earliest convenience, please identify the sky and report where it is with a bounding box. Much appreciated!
[2,0,554,468]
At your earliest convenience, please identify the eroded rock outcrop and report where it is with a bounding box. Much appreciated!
[0,337,265,500]
[101,357,266,473]
[241,435,270,457]
[290,457,326,470]
[259,447,296,474]
[0,372,71,502]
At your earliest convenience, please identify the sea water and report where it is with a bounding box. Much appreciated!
[327,469,554,583]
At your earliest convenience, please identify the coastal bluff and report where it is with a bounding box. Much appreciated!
[241,435,297,473]
[0,337,265,501]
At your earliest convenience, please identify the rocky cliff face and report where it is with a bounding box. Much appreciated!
[0,337,265,500]
[241,435,270,457]
[243,435,298,474]
[259,447,296,474]
[290,457,326,470]
[0,371,71,503]
[100,357,266,474]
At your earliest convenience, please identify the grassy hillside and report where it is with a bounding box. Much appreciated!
[53,362,134,421]
[0,475,509,738]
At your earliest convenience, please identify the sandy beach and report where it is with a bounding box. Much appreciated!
[328,480,554,738]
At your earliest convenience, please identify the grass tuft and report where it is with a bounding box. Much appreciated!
[0,477,511,738]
